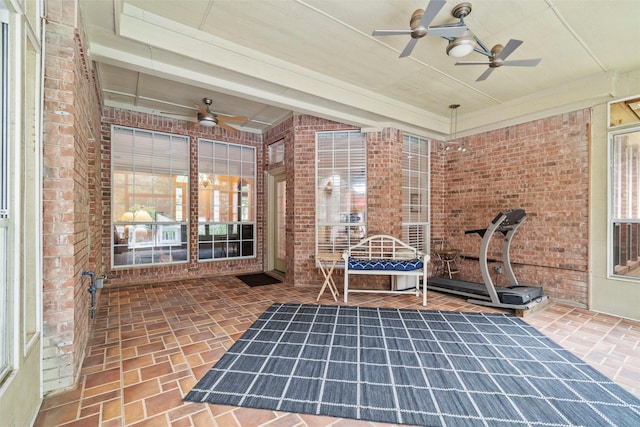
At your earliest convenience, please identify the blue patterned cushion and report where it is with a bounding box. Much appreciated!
[348,257,423,271]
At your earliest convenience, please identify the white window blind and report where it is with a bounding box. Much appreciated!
[402,134,430,252]
[111,126,189,267]
[316,131,367,255]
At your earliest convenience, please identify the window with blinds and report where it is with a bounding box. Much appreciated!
[402,134,430,253]
[316,131,367,255]
[111,126,189,267]
[197,139,256,260]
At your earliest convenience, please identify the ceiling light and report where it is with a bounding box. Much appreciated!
[441,104,467,153]
[446,31,475,58]
[197,113,217,127]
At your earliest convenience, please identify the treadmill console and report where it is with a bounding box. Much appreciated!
[465,209,526,237]
[495,208,526,226]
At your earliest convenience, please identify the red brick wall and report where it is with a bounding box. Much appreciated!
[366,128,403,237]
[42,6,103,392]
[283,116,361,287]
[101,108,265,285]
[99,106,590,306]
[263,118,400,289]
[431,110,591,304]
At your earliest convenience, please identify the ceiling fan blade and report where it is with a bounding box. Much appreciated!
[399,38,419,58]
[476,67,496,81]
[497,39,523,60]
[195,104,209,116]
[455,61,490,66]
[419,0,447,29]
[160,111,191,117]
[427,25,467,38]
[217,122,238,132]
[503,58,541,67]
[218,116,248,123]
[372,29,412,36]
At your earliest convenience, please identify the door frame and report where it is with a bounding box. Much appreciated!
[267,166,286,273]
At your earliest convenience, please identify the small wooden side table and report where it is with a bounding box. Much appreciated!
[316,252,343,302]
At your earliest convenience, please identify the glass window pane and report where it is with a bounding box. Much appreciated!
[402,134,430,253]
[610,124,640,278]
[198,138,256,261]
[316,131,367,255]
[111,126,189,267]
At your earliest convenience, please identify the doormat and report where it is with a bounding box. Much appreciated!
[236,273,281,287]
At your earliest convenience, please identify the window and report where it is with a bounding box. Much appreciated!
[402,134,430,252]
[0,19,8,381]
[609,97,640,278]
[316,131,366,255]
[111,126,189,267]
[198,139,256,260]
[268,139,284,165]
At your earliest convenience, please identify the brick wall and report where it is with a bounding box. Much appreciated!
[42,3,103,393]
[366,128,403,237]
[263,118,401,289]
[432,110,591,305]
[101,108,264,285]
[99,105,590,306]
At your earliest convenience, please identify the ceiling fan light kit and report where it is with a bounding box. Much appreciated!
[446,2,474,57]
[446,30,475,57]
[197,115,217,127]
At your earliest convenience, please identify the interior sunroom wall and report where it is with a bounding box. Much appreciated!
[279,118,410,290]
[433,109,591,306]
[41,3,104,393]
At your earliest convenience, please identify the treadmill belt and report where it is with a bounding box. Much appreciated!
[428,277,490,297]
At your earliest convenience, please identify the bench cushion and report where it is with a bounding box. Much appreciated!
[347,257,423,271]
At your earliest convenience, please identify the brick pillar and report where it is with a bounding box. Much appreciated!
[42,0,102,393]
[366,128,403,237]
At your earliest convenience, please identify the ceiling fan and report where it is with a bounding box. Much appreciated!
[164,98,248,132]
[193,98,248,132]
[372,0,468,58]
[454,39,541,81]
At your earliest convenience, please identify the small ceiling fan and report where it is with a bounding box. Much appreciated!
[372,0,468,58]
[454,39,541,81]
[193,98,248,132]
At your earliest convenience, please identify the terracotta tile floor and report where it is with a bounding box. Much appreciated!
[34,275,640,426]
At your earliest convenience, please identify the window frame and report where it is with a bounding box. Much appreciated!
[608,114,640,280]
[315,130,367,258]
[197,138,256,261]
[110,125,190,268]
[0,17,8,382]
[402,134,430,253]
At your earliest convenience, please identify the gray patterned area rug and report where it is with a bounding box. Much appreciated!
[184,303,640,426]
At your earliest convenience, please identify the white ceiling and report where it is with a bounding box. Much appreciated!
[78,0,640,136]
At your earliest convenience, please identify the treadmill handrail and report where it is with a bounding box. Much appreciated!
[477,209,527,304]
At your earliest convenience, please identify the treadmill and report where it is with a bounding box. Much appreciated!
[429,209,548,310]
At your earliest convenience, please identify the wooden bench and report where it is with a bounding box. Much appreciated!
[342,234,430,306]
